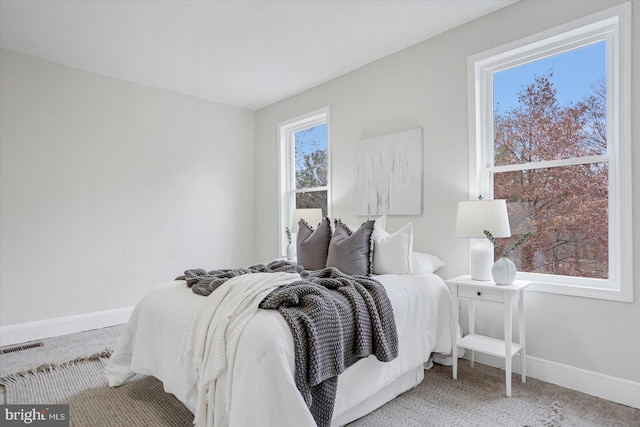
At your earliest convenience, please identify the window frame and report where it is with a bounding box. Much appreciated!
[278,107,331,256]
[467,4,632,302]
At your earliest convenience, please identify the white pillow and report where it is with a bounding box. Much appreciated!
[412,251,446,274]
[374,214,386,233]
[373,222,413,274]
[371,214,387,242]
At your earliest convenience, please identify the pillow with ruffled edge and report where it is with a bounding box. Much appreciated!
[345,214,385,236]
[326,219,375,276]
[296,217,332,270]
[373,222,414,275]
[412,251,446,274]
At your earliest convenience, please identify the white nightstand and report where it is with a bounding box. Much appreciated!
[446,274,532,397]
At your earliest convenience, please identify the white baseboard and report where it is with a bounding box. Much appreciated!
[468,352,640,409]
[0,307,134,347]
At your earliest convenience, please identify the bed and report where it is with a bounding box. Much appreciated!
[105,270,453,427]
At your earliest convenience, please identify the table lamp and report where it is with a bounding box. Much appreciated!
[455,199,511,281]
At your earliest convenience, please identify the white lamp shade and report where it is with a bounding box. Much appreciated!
[291,208,323,233]
[455,199,511,238]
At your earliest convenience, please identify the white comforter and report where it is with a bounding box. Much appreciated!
[106,273,453,427]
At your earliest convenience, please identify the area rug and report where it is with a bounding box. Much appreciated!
[1,350,628,427]
[0,350,192,426]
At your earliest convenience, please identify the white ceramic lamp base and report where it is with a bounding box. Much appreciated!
[470,243,493,281]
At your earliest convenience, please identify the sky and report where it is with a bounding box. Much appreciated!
[295,123,327,161]
[493,40,606,113]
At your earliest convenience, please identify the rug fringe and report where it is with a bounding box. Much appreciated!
[0,348,113,385]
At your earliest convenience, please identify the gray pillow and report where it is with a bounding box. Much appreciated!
[326,219,375,276]
[296,217,332,270]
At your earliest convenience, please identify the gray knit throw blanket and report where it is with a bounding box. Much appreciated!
[176,259,303,296]
[260,267,398,427]
[178,261,398,427]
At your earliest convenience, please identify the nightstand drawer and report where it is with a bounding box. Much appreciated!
[458,287,504,303]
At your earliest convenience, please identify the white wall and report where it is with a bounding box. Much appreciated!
[0,50,256,328]
[255,0,640,388]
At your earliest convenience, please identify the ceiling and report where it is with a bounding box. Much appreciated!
[0,0,516,111]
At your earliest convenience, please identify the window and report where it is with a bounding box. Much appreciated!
[467,4,631,301]
[278,107,330,255]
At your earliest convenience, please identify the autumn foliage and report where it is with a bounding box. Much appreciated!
[295,126,328,217]
[493,73,608,279]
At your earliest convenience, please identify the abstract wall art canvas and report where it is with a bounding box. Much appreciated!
[355,128,423,215]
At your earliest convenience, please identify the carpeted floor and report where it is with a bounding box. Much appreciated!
[1,327,638,426]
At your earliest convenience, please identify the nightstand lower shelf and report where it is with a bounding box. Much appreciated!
[458,334,523,358]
